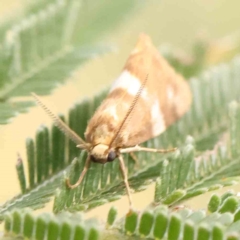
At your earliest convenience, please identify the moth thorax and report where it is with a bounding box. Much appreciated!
[90,144,117,164]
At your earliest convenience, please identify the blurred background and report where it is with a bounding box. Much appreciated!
[1,0,240,220]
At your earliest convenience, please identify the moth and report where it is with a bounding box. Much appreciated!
[33,33,192,209]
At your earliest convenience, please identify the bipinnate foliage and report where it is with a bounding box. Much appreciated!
[0,0,138,124]
[4,192,240,240]
[2,53,240,239]
[2,1,240,239]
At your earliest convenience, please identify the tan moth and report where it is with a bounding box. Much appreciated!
[32,33,192,209]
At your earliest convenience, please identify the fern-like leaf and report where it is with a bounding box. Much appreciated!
[3,192,240,240]
[0,55,239,218]
[0,0,140,124]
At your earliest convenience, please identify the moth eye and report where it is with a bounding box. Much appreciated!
[107,150,117,162]
[90,155,97,162]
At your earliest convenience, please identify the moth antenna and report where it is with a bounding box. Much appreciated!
[109,74,149,148]
[32,93,87,147]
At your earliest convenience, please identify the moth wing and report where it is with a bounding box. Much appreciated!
[85,34,191,148]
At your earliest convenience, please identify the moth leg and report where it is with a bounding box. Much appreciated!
[129,152,137,163]
[66,155,91,189]
[129,152,139,168]
[120,145,177,154]
[118,154,133,209]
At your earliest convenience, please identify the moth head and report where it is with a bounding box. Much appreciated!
[89,144,117,164]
